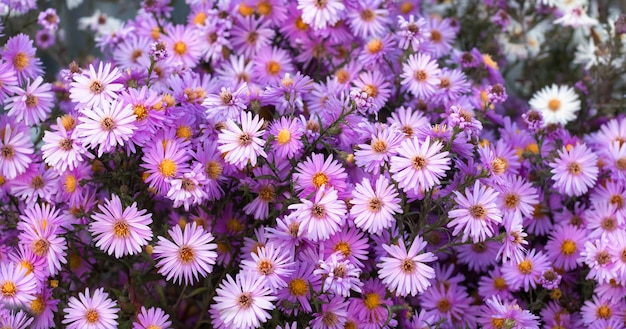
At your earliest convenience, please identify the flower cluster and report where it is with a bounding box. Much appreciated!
[0,0,626,328]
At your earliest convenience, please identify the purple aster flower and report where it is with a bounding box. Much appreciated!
[132,307,172,329]
[166,163,209,211]
[389,136,450,194]
[522,109,544,133]
[69,62,123,110]
[580,238,617,284]
[141,137,190,195]
[152,222,218,285]
[549,143,598,197]
[0,262,37,308]
[400,53,441,99]
[298,0,345,30]
[448,180,503,243]
[478,296,540,329]
[75,98,137,157]
[310,295,349,329]
[294,153,348,198]
[5,76,54,126]
[447,105,483,140]
[89,194,153,258]
[251,46,295,86]
[289,186,347,242]
[163,24,202,68]
[41,117,92,173]
[377,236,437,297]
[502,249,550,291]
[230,15,275,58]
[350,176,402,235]
[202,82,248,121]
[149,41,169,62]
[487,83,508,104]
[38,8,59,30]
[62,288,119,329]
[268,116,304,159]
[1,34,44,84]
[539,268,562,290]
[354,127,403,173]
[396,14,430,50]
[35,29,55,49]
[424,17,456,58]
[213,271,277,329]
[17,203,68,276]
[315,253,363,297]
[217,111,267,170]
[262,72,314,115]
[0,119,34,179]
[420,282,477,328]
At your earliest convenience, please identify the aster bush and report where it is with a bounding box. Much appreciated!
[1,0,626,328]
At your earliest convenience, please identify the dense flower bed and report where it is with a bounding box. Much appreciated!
[0,0,625,328]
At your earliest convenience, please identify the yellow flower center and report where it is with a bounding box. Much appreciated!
[333,241,351,257]
[30,295,46,315]
[19,260,34,275]
[363,293,381,310]
[193,12,206,25]
[548,99,561,112]
[257,1,272,15]
[367,38,383,54]
[205,161,222,180]
[173,41,187,55]
[113,220,130,238]
[266,61,280,75]
[277,129,291,145]
[176,125,193,140]
[518,260,533,274]
[493,277,507,290]
[288,278,308,296]
[597,305,612,319]
[312,172,329,188]
[158,159,177,177]
[64,174,78,193]
[85,309,99,323]
[13,52,29,70]
[1,281,16,297]
[295,16,309,31]
[178,246,195,264]
[239,3,254,16]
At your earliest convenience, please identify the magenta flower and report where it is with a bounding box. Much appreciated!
[89,194,153,258]
[502,249,550,291]
[213,271,277,329]
[152,222,218,285]
[17,203,68,276]
[41,117,91,173]
[0,262,37,308]
[294,153,348,198]
[132,307,172,329]
[350,176,402,235]
[1,34,44,84]
[289,186,347,242]
[163,24,202,68]
[62,287,119,329]
[400,53,441,98]
[5,76,53,126]
[377,237,437,297]
[298,0,345,30]
[217,111,267,170]
[0,119,33,179]
[549,143,598,197]
[69,62,123,109]
[448,180,503,243]
[314,253,363,297]
[390,136,450,194]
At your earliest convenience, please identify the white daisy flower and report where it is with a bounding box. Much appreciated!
[529,84,581,126]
